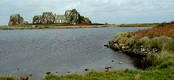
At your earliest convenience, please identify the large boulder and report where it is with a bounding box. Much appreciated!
[8,14,24,26]
[42,12,55,24]
[65,9,92,24]
[33,12,55,24]
[33,15,42,24]
[65,9,81,24]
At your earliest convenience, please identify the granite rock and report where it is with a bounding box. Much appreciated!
[65,9,80,24]
[8,14,24,26]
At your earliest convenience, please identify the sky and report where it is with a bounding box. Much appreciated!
[0,0,174,25]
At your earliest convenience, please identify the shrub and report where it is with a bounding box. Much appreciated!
[113,32,131,43]
[125,37,137,46]
[0,75,18,80]
[135,54,161,69]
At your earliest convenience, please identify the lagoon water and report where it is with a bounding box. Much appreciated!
[0,27,148,80]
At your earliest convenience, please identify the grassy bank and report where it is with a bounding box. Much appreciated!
[109,22,174,69]
[109,32,174,69]
[43,68,174,80]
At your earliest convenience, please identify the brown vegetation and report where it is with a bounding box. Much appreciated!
[129,22,174,38]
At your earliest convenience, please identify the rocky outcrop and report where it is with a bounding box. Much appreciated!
[8,9,92,26]
[65,9,81,24]
[64,9,92,24]
[42,12,55,24]
[107,32,160,56]
[32,9,92,24]
[108,41,160,56]
[33,15,42,24]
[8,14,25,26]
[20,74,32,80]
[33,12,55,24]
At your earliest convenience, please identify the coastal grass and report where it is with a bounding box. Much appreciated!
[110,32,174,69]
[43,67,174,80]
[0,75,18,80]
[124,22,174,69]
[118,23,159,27]
[0,77,17,80]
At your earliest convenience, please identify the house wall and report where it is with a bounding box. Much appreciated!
[54,15,67,24]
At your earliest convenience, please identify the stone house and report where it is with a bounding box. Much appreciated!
[54,15,67,24]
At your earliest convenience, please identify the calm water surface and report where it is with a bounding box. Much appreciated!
[0,27,148,80]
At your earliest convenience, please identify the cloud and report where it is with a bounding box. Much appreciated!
[0,0,174,25]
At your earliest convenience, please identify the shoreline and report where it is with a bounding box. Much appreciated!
[0,23,158,30]
[0,24,118,30]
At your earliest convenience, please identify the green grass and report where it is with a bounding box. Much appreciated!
[43,67,174,80]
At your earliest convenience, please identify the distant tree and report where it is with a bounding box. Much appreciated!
[79,16,85,21]
[105,22,108,25]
